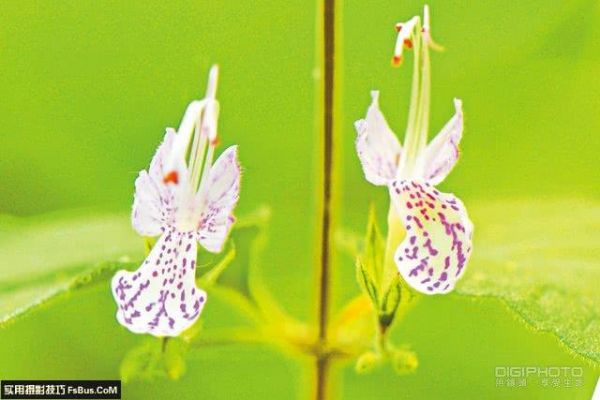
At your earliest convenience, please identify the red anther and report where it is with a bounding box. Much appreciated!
[395,23,403,32]
[163,170,179,185]
[211,137,221,147]
[404,38,413,49]
[391,55,402,66]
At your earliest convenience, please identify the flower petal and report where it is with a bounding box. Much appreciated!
[355,91,402,186]
[131,172,166,236]
[389,180,473,294]
[111,230,206,336]
[132,129,177,236]
[197,145,241,253]
[420,99,463,185]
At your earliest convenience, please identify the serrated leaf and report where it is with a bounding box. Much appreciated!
[456,198,600,365]
[0,210,142,327]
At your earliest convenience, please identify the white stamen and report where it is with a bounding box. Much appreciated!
[189,65,220,190]
[188,110,208,189]
[393,17,418,64]
[176,100,206,147]
[206,65,219,100]
[395,11,430,179]
[423,5,431,36]
[169,99,207,174]
[202,65,219,142]
[423,5,443,51]
[165,65,221,192]
[197,143,215,203]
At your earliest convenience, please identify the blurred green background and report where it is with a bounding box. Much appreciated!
[0,0,598,399]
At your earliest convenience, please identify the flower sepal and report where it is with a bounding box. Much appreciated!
[390,345,419,375]
[354,206,385,309]
[354,207,412,338]
[377,275,402,330]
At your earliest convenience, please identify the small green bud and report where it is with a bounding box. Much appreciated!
[391,348,418,375]
[355,351,381,374]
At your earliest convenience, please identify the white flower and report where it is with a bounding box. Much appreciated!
[355,6,473,295]
[112,66,241,336]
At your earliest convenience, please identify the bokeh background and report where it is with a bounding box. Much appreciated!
[1,0,598,399]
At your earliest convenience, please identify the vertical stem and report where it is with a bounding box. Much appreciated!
[315,0,336,398]
[319,0,335,341]
[315,357,329,400]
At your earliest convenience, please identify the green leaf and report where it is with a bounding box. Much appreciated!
[198,246,236,288]
[214,207,270,299]
[353,206,387,308]
[0,210,142,327]
[363,205,385,287]
[456,198,600,365]
[355,258,378,306]
[213,206,289,322]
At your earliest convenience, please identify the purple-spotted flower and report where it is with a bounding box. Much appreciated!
[112,66,241,336]
[355,6,473,295]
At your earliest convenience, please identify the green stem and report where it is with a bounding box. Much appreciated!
[375,323,389,356]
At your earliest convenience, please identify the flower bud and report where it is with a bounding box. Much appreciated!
[355,351,381,374]
[392,348,418,375]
